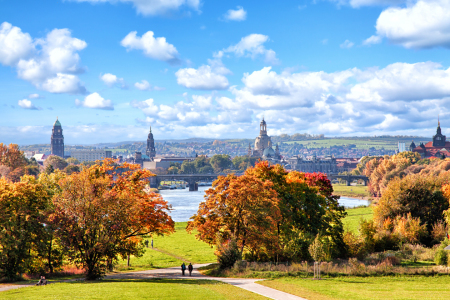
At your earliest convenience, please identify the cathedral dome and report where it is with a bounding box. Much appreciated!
[262,146,276,158]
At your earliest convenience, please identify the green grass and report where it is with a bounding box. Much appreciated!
[152,222,216,264]
[333,184,370,198]
[1,279,268,300]
[118,222,216,270]
[343,206,374,233]
[259,276,450,300]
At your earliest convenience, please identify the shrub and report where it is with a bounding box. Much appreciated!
[216,239,241,270]
[435,250,447,266]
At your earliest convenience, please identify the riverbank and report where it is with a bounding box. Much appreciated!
[332,184,370,199]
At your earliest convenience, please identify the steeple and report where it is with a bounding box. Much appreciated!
[146,125,156,160]
[433,116,446,147]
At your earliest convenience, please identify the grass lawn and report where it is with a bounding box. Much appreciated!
[343,206,373,233]
[259,276,450,300]
[118,222,216,270]
[332,184,370,198]
[1,279,268,300]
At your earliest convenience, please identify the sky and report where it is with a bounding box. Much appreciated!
[1,0,450,145]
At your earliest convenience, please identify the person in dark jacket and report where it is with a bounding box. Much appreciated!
[188,263,193,276]
[181,262,186,276]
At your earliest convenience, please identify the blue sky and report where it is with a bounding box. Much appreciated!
[1,0,450,144]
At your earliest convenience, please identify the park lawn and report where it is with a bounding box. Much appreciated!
[332,184,370,198]
[152,222,216,264]
[1,279,269,300]
[343,206,373,233]
[116,247,184,271]
[259,276,450,300]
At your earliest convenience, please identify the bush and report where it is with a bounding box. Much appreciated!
[216,239,241,270]
[435,250,447,266]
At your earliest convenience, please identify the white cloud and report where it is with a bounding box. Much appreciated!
[349,0,406,7]
[100,73,127,88]
[135,80,151,91]
[340,39,354,49]
[224,34,279,64]
[131,98,159,115]
[0,22,33,66]
[363,35,382,46]
[176,65,229,90]
[18,99,40,110]
[75,92,114,110]
[121,31,180,64]
[69,0,201,16]
[28,93,41,99]
[375,0,450,49]
[0,23,87,94]
[223,6,247,21]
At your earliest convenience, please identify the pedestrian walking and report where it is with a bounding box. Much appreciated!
[144,239,149,248]
[151,239,153,249]
[188,263,193,276]
[181,263,186,276]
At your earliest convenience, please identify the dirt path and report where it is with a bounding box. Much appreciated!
[1,264,307,300]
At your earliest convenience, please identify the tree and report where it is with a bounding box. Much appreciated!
[64,165,80,175]
[210,154,231,173]
[187,173,281,261]
[49,159,174,279]
[44,155,68,171]
[181,161,196,174]
[0,177,50,281]
[0,143,27,171]
[375,172,450,245]
[66,157,80,165]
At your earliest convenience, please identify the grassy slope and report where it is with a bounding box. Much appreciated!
[343,206,373,233]
[333,184,370,198]
[259,276,450,300]
[118,222,216,270]
[2,279,268,300]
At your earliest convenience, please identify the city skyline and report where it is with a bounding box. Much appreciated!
[2,0,450,144]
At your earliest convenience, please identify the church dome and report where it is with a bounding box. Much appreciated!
[54,118,61,127]
[262,146,276,158]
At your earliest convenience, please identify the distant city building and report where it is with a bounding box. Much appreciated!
[143,157,194,170]
[71,149,112,162]
[286,155,338,174]
[51,117,64,158]
[146,126,156,160]
[411,119,450,158]
[249,118,281,160]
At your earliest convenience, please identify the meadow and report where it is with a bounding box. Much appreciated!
[283,138,398,150]
[259,276,450,300]
[342,206,373,233]
[332,184,370,198]
[1,279,268,300]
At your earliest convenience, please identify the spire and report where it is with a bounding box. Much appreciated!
[150,125,152,133]
[438,114,440,127]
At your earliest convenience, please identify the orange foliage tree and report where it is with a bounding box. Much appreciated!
[187,173,281,261]
[49,159,174,279]
[188,161,347,262]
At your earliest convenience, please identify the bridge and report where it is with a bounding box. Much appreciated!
[149,173,369,191]
[327,174,369,186]
[149,174,220,191]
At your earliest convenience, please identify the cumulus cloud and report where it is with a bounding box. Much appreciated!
[18,99,40,110]
[223,6,247,21]
[363,35,382,46]
[75,92,114,110]
[135,80,152,91]
[69,0,201,16]
[328,0,406,7]
[28,93,41,99]
[175,65,230,90]
[223,34,279,64]
[374,0,450,49]
[121,31,180,64]
[0,22,87,94]
[100,73,127,88]
[340,40,354,49]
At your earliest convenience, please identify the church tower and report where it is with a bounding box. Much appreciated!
[146,126,156,160]
[51,117,64,158]
[433,118,446,147]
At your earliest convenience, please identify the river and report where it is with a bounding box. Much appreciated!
[159,186,370,222]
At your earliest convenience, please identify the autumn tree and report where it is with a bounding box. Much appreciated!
[44,155,68,171]
[49,159,174,279]
[0,143,27,171]
[187,173,282,262]
[0,177,50,281]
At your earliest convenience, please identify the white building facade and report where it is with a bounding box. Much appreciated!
[71,150,112,162]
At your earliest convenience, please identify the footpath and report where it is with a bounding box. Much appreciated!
[0,264,307,300]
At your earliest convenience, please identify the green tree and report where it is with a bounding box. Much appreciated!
[66,157,80,165]
[0,177,50,281]
[64,164,80,175]
[44,155,68,171]
[181,160,197,174]
[210,154,231,173]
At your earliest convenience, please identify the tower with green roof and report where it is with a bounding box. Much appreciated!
[146,126,156,160]
[51,117,64,158]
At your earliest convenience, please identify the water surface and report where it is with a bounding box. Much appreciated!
[160,187,370,222]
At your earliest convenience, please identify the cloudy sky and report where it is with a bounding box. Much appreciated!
[1,0,450,144]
